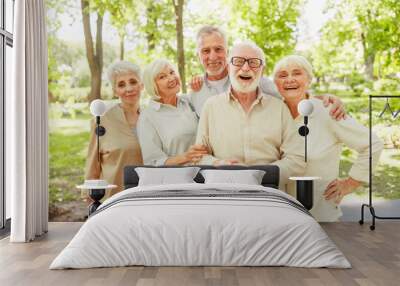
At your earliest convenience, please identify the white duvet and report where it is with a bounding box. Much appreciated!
[50,183,351,269]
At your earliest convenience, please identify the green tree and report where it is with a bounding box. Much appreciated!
[229,0,304,74]
[46,0,76,102]
[316,0,400,84]
[99,0,139,60]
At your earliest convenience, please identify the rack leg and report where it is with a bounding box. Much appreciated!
[359,204,378,230]
[369,206,376,231]
[359,204,366,225]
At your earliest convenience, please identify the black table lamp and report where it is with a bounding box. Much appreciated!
[297,99,314,162]
[89,99,107,162]
[291,99,318,210]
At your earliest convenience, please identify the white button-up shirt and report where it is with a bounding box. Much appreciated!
[195,89,306,186]
[286,98,383,222]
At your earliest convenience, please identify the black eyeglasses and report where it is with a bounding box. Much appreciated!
[231,57,263,68]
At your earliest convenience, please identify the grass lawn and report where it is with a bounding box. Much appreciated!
[49,130,90,217]
[340,152,400,200]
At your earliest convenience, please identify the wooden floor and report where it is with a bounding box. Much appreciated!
[0,222,399,286]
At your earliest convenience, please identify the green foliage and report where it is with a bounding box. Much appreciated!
[339,156,400,200]
[47,0,400,103]
[47,39,116,103]
[372,164,400,199]
[310,0,400,93]
[229,0,304,74]
[46,0,80,100]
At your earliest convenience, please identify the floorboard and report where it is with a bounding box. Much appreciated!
[0,222,399,286]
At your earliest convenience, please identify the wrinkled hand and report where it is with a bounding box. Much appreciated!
[324,177,361,204]
[315,94,346,120]
[213,159,240,166]
[184,144,209,163]
[190,75,204,92]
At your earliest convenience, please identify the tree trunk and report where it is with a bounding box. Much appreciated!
[146,2,156,51]
[91,71,102,103]
[172,0,186,93]
[81,0,104,103]
[119,33,125,60]
[364,53,375,81]
[360,31,375,81]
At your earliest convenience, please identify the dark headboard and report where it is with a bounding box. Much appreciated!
[123,165,280,189]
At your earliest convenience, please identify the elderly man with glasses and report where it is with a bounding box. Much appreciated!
[195,41,306,187]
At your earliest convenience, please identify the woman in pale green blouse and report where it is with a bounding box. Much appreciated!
[137,59,209,166]
[273,55,383,222]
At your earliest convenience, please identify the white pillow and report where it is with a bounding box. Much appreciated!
[200,169,266,185]
[135,167,201,186]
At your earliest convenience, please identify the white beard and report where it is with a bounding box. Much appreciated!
[230,70,261,93]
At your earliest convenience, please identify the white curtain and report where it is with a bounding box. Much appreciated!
[7,0,48,242]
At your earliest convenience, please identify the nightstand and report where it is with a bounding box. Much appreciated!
[289,177,320,210]
[77,181,117,215]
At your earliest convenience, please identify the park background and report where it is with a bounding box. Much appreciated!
[46,0,400,221]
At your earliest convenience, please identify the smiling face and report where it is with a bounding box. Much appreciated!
[155,65,181,99]
[198,32,228,77]
[114,72,143,105]
[274,63,310,102]
[228,45,264,93]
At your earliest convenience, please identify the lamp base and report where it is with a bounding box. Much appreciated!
[88,188,105,215]
[296,180,314,210]
[290,177,320,211]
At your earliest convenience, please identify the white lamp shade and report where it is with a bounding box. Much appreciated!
[90,99,106,116]
[297,99,314,116]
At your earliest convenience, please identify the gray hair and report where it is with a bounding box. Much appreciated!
[143,59,178,99]
[272,55,314,81]
[196,25,228,51]
[107,60,142,88]
[228,41,266,66]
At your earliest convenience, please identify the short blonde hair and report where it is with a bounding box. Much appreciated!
[143,59,178,99]
[107,60,141,88]
[273,55,314,81]
[228,41,266,66]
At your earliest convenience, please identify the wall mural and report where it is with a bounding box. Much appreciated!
[47,0,400,222]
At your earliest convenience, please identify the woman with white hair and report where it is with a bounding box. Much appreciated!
[137,59,209,165]
[273,55,383,222]
[85,60,143,196]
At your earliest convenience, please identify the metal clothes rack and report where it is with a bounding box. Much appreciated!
[359,95,400,230]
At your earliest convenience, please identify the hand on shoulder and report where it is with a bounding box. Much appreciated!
[190,75,204,92]
[313,94,347,121]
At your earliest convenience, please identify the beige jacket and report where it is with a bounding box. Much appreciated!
[85,104,143,197]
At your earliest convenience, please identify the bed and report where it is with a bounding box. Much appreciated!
[50,165,350,269]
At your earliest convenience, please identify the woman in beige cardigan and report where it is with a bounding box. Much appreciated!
[85,61,143,197]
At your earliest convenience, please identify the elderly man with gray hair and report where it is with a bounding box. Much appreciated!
[195,42,306,186]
